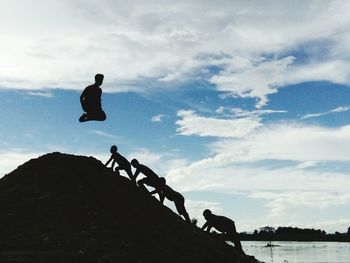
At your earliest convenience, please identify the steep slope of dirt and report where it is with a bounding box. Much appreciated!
[0,152,259,263]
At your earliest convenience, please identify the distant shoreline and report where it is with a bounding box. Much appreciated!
[239,237,350,242]
[208,232,350,243]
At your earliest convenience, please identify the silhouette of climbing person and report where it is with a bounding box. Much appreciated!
[201,209,244,253]
[105,145,134,182]
[131,159,162,198]
[79,73,106,122]
[151,177,191,223]
[131,159,160,186]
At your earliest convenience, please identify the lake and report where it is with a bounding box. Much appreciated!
[240,241,350,263]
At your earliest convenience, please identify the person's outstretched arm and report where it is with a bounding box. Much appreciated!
[150,189,165,203]
[133,169,141,181]
[105,156,113,167]
[201,222,208,231]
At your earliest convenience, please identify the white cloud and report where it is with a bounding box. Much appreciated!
[151,114,165,122]
[26,91,54,98]
[245,191,350,231]
[0,150,44,177]
[249,191,350,213]
[166,159,350,193]
[300,105,350,120]
[127,148,188,177]
[89,130,116,138]
[210,56,295,107]
[212,124,350,162]
[165,121,350,231]
[1,1,350,107]
[176,109,262,138]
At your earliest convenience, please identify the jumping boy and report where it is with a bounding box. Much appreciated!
[79,73,106,122]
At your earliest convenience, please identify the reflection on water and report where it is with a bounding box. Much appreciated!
[240,241,350,263]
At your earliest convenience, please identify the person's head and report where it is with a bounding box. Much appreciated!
[95,73,104,86]
[158,177,166,188]
[131,159,139,168]
[110,145,118,153]
[203,209,212,220]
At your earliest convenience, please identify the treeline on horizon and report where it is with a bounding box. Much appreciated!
[207,226,350,242]
[237,226,350,242]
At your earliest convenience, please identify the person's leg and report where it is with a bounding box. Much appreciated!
[231,234,244,253]
[174,196,191,223]
[137,178,149,191]
[125,167,136,182]
[79,113,88,122]
[96,110,106,121]
[83,110,106,122]
[114,166,122,175]
[229,224,244,253]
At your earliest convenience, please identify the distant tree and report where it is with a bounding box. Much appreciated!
[347,227,350,236]
[260,226,275,233]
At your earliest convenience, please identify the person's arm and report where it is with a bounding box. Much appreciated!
[80,88,88,111]
[150,189,159,195]
[150,189,165,203]
[80,89,86,103]
[201,222,208,231]
[159,192,165,203]
[105,156,113,167]
[133,169,141,181]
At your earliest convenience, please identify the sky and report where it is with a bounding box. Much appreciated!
[1,0,350,233]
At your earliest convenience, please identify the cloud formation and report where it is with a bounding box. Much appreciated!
[176,109,262,138]
[301,105,350,120]
[2,0,350,106]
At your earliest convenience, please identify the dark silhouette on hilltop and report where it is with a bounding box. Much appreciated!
[105,145,134,182]
[79,73,106,122]
[151,177,191,223]
[0,152,258,262]
[202,209,244,254]
[131,159,161,196]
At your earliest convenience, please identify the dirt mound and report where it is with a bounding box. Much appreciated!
[0,152,259,263]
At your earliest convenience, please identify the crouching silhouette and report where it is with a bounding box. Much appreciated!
[151,177,191,223]
[79,73,106,122]
[202,209,244,253]
[105,145,134,182]
[131,159,161,195]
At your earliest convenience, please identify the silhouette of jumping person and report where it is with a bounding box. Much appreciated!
[79,73,106,122]
[105,145,134,182]
[151,177,191,223]
[201,209,244,253]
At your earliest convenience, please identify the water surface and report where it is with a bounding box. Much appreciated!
[241,241,350,263]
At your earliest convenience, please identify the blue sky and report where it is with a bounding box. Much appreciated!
[1,0,350,233]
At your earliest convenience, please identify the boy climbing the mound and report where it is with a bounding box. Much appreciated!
[105,145,134,182]
[151,177,191,223]
[201,209,244,254]
[79,73,106,122]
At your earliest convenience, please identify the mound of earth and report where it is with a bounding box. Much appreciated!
[0,152,259,263]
